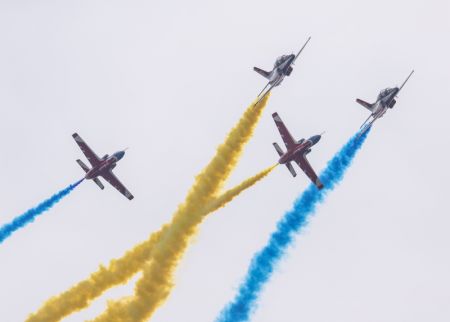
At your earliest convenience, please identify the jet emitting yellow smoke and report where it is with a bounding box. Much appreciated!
[27,95,271,322]
[90,165,276,322]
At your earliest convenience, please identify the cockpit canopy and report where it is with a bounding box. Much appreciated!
[113,151,125,161]
[274,55,287,67]
[378,88,393,98]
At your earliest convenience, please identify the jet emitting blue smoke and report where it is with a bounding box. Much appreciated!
[216,129,371,322]
[0,179,84,245]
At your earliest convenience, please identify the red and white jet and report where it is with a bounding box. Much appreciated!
[272,112,324,189]
[72,133,134,200]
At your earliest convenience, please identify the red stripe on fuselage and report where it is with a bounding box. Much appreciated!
[279,140,312,164]
[86,157,117,179]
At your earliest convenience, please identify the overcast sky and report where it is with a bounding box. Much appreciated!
[0,1,449,321]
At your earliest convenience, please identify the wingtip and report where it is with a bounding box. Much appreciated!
[316,178,324,190]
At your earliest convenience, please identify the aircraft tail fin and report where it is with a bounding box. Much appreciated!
[76,159,90,173]
[286,162,297,177]
[273,142,284,157]
[254,67,271,79]
[93,178,105,190]
[356,98,374,111]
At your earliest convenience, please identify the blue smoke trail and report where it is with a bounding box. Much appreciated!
[0,179,84,245]
[216,129,371,322]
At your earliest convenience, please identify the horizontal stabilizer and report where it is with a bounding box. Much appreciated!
[76,159,90,173]
[93,178,105,190]
[273,142,284,157]
[286,162,297,177]
[254,67,270,79]
[356,98,374,111]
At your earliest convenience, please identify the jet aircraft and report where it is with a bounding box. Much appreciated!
[272,112,324,189]
[357,70,414,133]
[253,37,311,104]
[72,133,134,200]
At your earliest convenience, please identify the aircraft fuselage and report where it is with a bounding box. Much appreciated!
[372,86,400,118]
[85,151,124,180]
[278,135,321,164]
[269,54,295,86]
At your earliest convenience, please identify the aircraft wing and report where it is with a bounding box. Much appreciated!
[255,82,276,106]
[358,116,377,138]
[359,113,374,129]
[294,154,323,189]
[293,36,311,64]
[257,82,271,98]
[272,112,296,149]
[72,133,100,167]
[101,171,134,200]
[398,70,414,92]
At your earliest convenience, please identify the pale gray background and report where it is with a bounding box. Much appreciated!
[0,1,449,321]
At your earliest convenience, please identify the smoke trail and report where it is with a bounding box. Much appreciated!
[27,166,274,322]
[27,95,271,322]
[216,129,371,322]
[0,180,83,245]
[89,165,276,322]
[204,165,277,215]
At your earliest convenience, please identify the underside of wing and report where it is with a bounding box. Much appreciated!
[272,112,296,149]
[101,171,134,200]
[72,133,101,167]
[294,154,323,189]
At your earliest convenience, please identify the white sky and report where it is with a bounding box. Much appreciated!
[0,1,449,321]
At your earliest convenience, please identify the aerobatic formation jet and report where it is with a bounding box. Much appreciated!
[72,133,134,200]
[357,70,414,133]
[253,37,311,104]
[272,112,324,189]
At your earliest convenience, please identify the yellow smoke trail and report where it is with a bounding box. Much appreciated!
[90,165,276,322]
[204,165,276,214]
[27,94,271,322]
